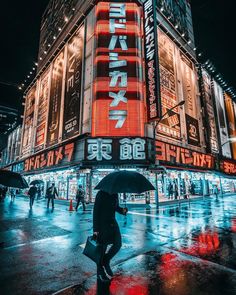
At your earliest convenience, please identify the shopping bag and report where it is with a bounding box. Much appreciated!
[83,236,103,264]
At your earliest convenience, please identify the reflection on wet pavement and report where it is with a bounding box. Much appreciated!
[59,251,236,295]
[1,195,236,294]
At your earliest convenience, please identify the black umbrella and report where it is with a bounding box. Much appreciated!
[30,179,44,185]
[0,170,28,189]
[94,170,155,194]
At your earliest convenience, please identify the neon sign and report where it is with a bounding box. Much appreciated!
[156,141,214,169]
[92,2,144,137]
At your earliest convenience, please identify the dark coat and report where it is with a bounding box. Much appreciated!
[46,186,58,198]
[93,191,125,244]
[28,186,37,198]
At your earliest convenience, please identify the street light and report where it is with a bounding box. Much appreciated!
[152,100,185,206]
[221,137,236,147]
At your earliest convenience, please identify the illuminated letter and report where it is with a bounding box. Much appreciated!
[109,71,127,87]
[109,90,127,106]
[109,110,127,128]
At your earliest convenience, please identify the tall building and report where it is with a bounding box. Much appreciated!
[5,0,236,202]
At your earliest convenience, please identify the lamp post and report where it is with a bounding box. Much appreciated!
[152,100,185,206]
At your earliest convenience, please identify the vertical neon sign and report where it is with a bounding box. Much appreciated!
[92,2,144,137]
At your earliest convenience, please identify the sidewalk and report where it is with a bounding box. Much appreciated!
[15,192,235,210]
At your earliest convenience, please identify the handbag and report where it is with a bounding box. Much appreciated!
[82,236,103,264]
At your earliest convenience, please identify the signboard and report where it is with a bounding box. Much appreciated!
[220,160,236,175]
[156,141,215,169]
[21,85,37,157]
[38,0,77,67]
[92,2,144,137]
[213,80,231,158]
[180,52,200,146]
[85,137,152,165]
[201,69,219,153]
[157,29,180,139]
[63,25,84,140]
[35,68,51,152]
[143,0,161,121]
[224,93,236,160]
[47,49,65,147]
[156,0,189,39]
[25,142,75,173]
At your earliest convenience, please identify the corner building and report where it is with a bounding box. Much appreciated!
[14,0,236,203]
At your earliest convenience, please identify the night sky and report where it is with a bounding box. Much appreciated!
[0,0,235,113]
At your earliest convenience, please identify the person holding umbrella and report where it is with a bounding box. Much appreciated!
[93,190,128,282]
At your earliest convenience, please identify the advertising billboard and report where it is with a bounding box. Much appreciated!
[35,68,51,152]
[201,69,219,153]
[157,0,189,39]
[179,52,200,146]
[225,93,236,159]
[63,25,84,140]
[92,2,144,137]
[143,0,161,121]
[156,140,215,169]
[213,80,231,158]
[157,29,181,140]
[21,85,37,157]
[47,49,65,147]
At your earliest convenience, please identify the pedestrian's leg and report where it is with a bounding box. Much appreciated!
[82,201,86,211]
[75,199,79,211]
[47,198,50,208]
[104,227,122,262]
[97,244,110,281]
[32,197,35,206]
[103,228,121,278]
[52,198,54,209]
[30,198,32,209]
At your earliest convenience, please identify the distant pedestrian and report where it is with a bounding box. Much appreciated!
[75,185,86,211]
[46,183,58,210]
[184,179,191,199]
[213,184,219,199]
[28,184,37,209]
[168,182,173,199]
[93,190,128,282]
[173,179,178,200]
[10,188,16,202]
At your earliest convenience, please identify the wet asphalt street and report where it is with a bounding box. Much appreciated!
[0,195,236,295]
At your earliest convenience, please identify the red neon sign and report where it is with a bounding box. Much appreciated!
[92,2,144,137]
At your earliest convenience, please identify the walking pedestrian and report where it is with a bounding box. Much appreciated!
[168,181,173,199]
[173,179,178,200]
[75,184,86,211]
[46,183,58,210]
[93,190,128,282]
[213,184,219,199]
[28,184,37,209]
[10,188,16,202]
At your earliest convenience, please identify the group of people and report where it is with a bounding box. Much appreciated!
[27,183,86,211]
[167,179,196,200]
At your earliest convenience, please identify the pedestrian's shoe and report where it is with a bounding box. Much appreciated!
[103,258,113,278]
[97,266,110,282]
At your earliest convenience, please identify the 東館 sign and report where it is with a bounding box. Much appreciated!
[84,137,153,165]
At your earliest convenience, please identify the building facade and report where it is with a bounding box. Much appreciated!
[3,0,236,202]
